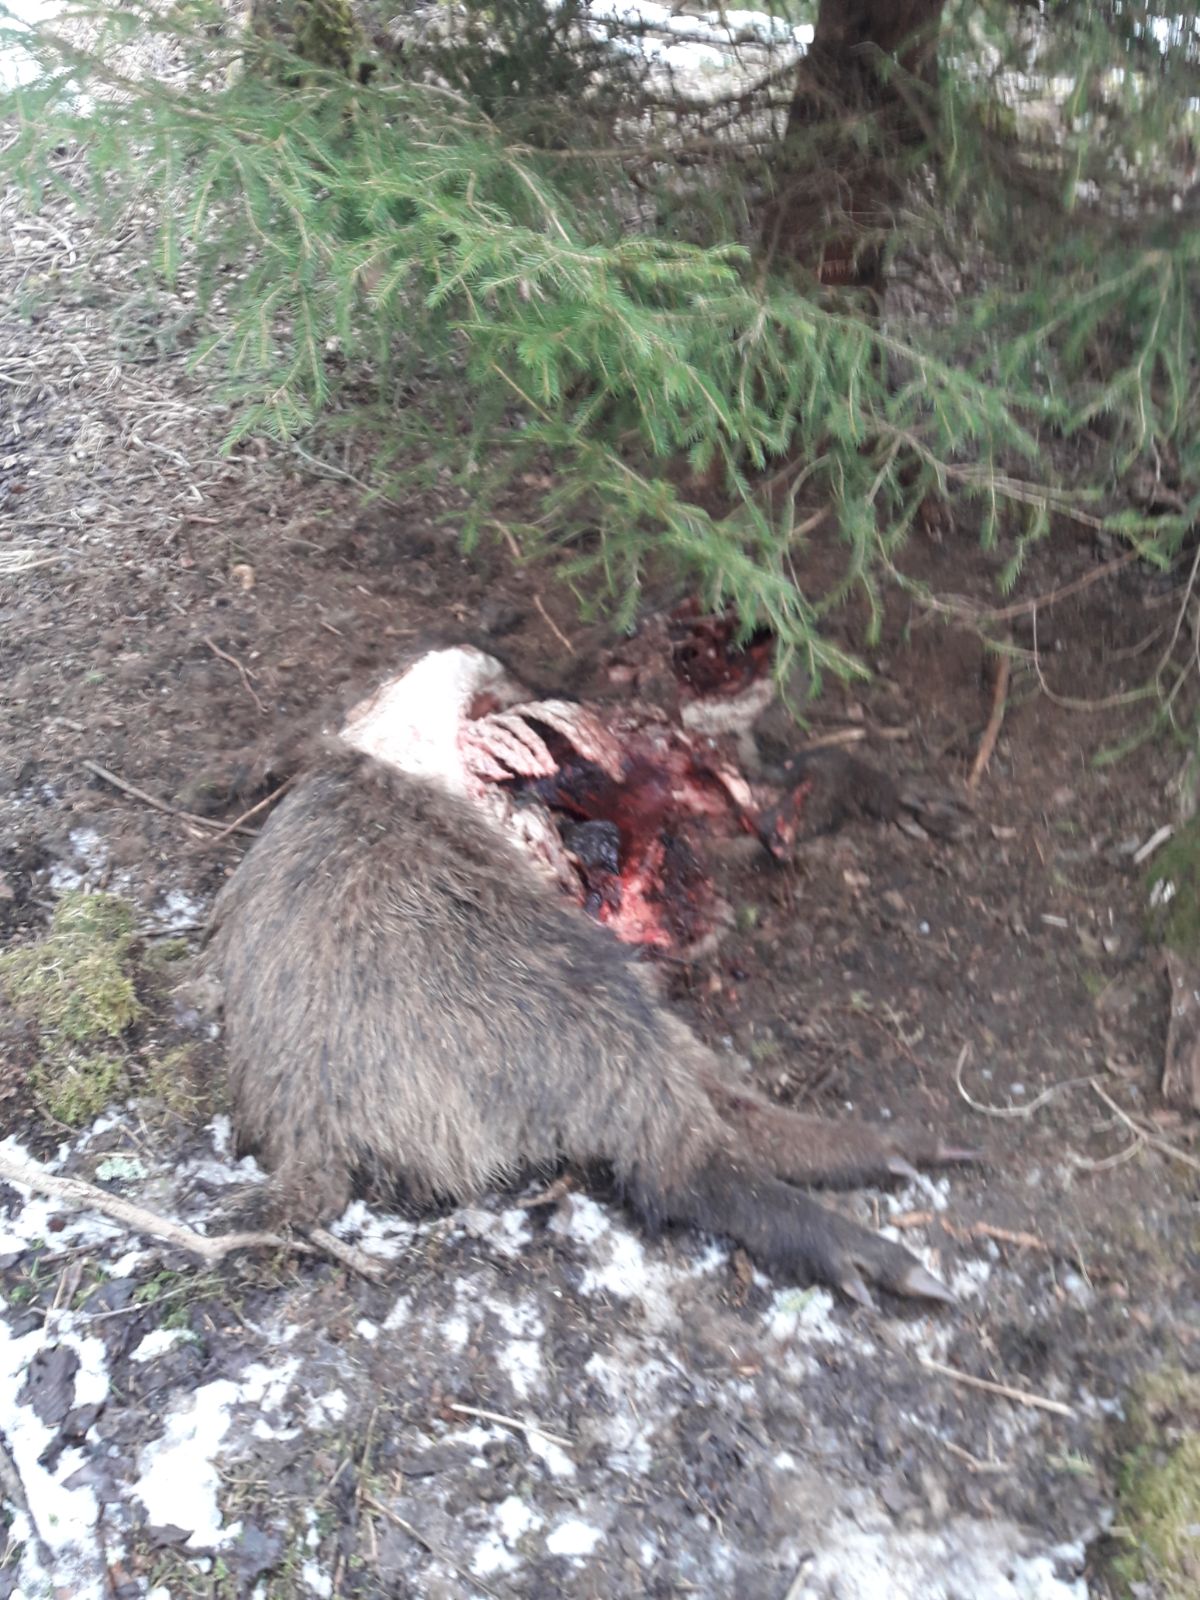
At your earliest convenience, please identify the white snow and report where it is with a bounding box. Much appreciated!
[134,1358,300,1548]
[472,1531,520,1576]
[0,1311,110,1600]
[551,1192,719,1329]
[302,1559,333,1597]
[545,1517,604,1558]
[130,1326,192,1364]
[790,1517,1087,1600]
[474,1494,544,1575]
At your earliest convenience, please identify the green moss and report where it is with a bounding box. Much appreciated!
[1112,1369,1200,1598]
[0,891,143,1126]
[294,0,358,72]
[0,891,141,1044]
[143,1044,208,1121]
[142,937,193,971]
[1147,818,1200,956]
[29,1052,126,1127]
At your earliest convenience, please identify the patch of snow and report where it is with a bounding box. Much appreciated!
[790,1515,1088,1600]
[134,1378,243,1546]
[130,1326,191,1363]
[441,1312,471,1350]
[497,1495,541,1543]
[355,1318,379,1341]
[527,1430,576,1479]
[545,1517,603,1559]
[552,1193,710,1329]
[302,1559,333,1597]
[46,826,113,893]
[584,1348,675,1473]
[500,1337,542,1399]
[0,1311,110,1600]
[949,1256,993,1302]
[150,887,206,932]
[765,1285,844,1344]
[473,1532,520,1576]
[329,1198,416,1259]
[134,1358,300,1548]
[306,1387,348,1426]
[108,1249,152,1278]
[885,1173,952,1214]
[459,1204,532,1257]
[474,1494,543,1575]
[383,1295,412,1331]
[493,1298,544,1399]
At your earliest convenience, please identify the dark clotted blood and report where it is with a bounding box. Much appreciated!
[669,602,774,699]
[514,745,733,953]
[459,613,899,958]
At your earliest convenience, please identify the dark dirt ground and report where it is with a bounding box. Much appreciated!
[1,175,1198,1600]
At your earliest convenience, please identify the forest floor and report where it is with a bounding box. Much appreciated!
[1,168,1198,1600]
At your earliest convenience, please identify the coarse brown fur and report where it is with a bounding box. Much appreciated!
[206,741,957,1304]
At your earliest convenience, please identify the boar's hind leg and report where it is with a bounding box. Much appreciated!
[655,1152,952,1309]
[700,1072,974,1189]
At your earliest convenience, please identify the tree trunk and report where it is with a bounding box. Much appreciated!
[764,0,945,299]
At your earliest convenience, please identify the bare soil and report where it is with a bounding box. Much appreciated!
[1,176,1197,1600]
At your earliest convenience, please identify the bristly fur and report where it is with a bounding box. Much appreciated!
[206,739,955,1305]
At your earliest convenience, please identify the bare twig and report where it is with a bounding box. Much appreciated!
[977,549,1140,624]
[447,1401,572,1451]
[307,1226,389,1283]
[889,1211,1049,1252]
[942,1438,1012,1475]
[363,1494,503,1600]
[82,759,258,838]
[795,727,866,750]
[961,1222,1050,1253]
[194,777,292,847]
[203,634,267,714]
[889,1209,936,1230]
[499,527,575,654]
[967,643,1012,792]
[918,1356,1074,1418]
[1131,823,1174,865]
[1090,1081,1200,1174]
[0,548,70,575]
[0,1147,297,1266]
[953,1045,1096,1120]
[0,1148,395,1280]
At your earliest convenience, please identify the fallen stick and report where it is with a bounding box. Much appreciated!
[203,634,267,714]
[446,1401,572,1451]
[0,1149,384,1281]
[918,1355,1074,1418]
[193,777,291,848]
[499,527,575,655]
[308,1226,388,1283]
[82,760,258,839]
[1090,1080,1200,1174]
[942,1438,1011,1475]
[0,1147,293,1263]
[967,643,1012,792]
[363,1495,501,1600]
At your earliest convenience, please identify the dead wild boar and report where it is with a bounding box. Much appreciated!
[205,652,960,1307]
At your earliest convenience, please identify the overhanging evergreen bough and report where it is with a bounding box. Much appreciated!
[1,0,1197,692]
